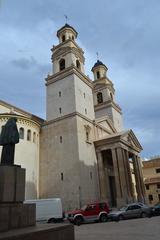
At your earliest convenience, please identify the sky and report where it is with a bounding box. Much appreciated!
[0,0,160,158]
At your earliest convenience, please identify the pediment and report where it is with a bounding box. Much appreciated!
[120,129,143,151]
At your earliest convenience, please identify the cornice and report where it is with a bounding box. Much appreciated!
[45,65,93,89]
[51,39,84,55]
[94,100,122,113]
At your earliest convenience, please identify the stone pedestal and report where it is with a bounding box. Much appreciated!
[0,165,36,232]
[0,165,25,202]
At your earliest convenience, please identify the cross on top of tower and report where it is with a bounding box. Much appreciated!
[64,15,68,24]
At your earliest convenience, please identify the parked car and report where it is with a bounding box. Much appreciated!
[108,203,152,221]
[151,202,160,216]
[67,202,109,225]
[25,198,64,223]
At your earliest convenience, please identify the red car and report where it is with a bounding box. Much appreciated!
[67,202,109,225]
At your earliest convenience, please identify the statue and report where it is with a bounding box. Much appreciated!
[0,118,19,165]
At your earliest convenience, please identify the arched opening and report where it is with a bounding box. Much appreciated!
[72,35,74,41]
[62,35,66,42]
[110,92,113,100]
[76,60,81,70]
[27,129,31,141]
[97,71,100,79]
[97,92,103,104]
[19,127,24,139]
[33,132,36,143]
[59,59,65,71]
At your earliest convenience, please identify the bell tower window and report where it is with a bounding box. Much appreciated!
[59,59,65,71]
[72,36,74,41]
[97,71,100,79]
[62,35,66,42]
[97,92,103,104]
[110,92,113,100]
[76,60,81,70]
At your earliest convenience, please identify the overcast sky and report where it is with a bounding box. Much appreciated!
[0,0,160,158]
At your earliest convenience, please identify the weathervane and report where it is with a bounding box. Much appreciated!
[64,15,68,24]
[96,52,99,61]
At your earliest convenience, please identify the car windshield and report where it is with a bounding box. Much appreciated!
[119,206,127,211]
[81,205,87,211]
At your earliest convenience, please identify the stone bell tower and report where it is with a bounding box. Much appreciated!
[92,60,123,131]
[40,24,98,210]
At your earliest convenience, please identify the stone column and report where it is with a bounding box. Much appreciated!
[96,151,107,200]
[111,148,124,207]
[137,156,146,202]
[132,155,144,202]
[123,150,134,201]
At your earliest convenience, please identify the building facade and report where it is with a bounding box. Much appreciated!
[0,24,146,210]
[143,157,160,205]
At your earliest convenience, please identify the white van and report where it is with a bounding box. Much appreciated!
[25,198,64,223]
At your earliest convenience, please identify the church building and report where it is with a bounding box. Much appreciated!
[0,24,146,210]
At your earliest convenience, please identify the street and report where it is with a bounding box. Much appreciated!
[75,216,160,240]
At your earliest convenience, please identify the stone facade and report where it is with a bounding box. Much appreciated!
[0,24,145,211]
[142,157,160,205]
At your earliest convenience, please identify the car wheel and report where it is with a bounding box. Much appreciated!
[99,214,108,222]
[141,212,147,218]
[74,216,83,226]
[47,218,57,223]
[117,215,124,221]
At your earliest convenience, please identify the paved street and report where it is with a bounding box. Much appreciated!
[75,216,160,240]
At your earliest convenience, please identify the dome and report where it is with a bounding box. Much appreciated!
[57,24,78,37]
[91,60,107,71]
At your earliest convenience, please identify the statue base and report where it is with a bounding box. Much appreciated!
[0,165,25,202]
[0,203,35,232]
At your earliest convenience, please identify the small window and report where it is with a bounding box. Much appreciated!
[59,108,62,114]
[62,35,65,42]
[97,71,100,79]
[19,127,24,139]
[76,60,81,70]
[146,184,149,190]
[83,93,85,98]
[157,183,160,189]
[156,168,160,173]
[61,172,64,181]
[60,136,62,143]
[97,92,103,104]
[158,194,160,201]
[72,36,74,41]
[85,108,87,114]
[110,92,113,100]
[90,171,92,180]
[59,58,65,71]
[59,91,61,97]
[148,194,153,202]
[27,129,31,141]
[86,131,89,141]
[33,132,36,143]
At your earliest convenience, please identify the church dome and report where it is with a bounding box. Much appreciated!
[57,24,78,38]
[91,60,107,71]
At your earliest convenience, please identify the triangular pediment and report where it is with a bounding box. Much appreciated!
[120,129,143,151]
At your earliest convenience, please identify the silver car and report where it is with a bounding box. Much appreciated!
[108,203,152,221]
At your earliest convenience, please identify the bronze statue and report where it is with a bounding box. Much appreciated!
[0,117,19,165]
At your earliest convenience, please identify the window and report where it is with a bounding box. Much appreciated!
[85,108,87,114]
[146,184,149,190]
[27,129,31,141]
[86,131,89,141]
[61,172,64,181]
[156,168,160,173]
[97,92,103,104]
[148,194,153,202]
[97,71,100,79]
[59,108,62,114]
[90,171,92,180]
[19,127,24,139]
[62,35,65,42]
[83,93,85,98]
[59,91,61,97]
[59,58,65,71]
[157,183,160,189]
[72,35,74,41]
[60,136,62,143]
[33,132,36,143]
[158,194,160,201]
[76,60,81,70]
[110,92,113,100]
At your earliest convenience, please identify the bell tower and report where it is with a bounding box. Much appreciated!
[92,60,123,131]
[46,24,94,121]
